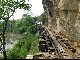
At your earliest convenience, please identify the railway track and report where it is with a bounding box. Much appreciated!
[33,24,80,59]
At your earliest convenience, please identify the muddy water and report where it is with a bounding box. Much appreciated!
[0,32,25,57]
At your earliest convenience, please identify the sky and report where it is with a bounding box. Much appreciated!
[10,0,44,20]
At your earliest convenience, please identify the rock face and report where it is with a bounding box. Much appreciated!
[42,0,80,41]
[42,0,56,30]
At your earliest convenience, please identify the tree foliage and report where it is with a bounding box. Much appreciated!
[7,35,39,59]
[0,0,31,20]
[7,15,37,35]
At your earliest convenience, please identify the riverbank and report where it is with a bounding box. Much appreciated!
[0,32,26,58]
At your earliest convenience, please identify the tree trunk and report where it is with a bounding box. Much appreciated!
[2,18,9,59]
[3,40,7,59]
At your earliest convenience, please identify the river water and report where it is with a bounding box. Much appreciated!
[0,32,25,57]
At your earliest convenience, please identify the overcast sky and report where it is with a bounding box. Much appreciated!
[10,0,44,20]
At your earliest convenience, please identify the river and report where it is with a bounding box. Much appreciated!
[0,32,25,57]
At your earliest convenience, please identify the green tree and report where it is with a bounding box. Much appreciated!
[0,0,31,59]
[7,35,39,59]
[11,15,37,35]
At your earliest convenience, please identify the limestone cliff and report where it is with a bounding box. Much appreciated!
[42,0,80,41]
